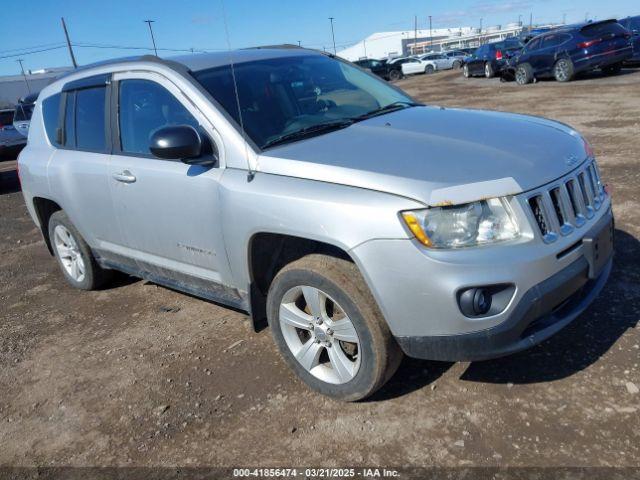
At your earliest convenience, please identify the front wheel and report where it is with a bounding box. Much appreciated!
[484,62,495,78]
[553,58,574,82]
[266,254,403,401]
[515,63,534,85]
[425,64,435,74]
[463,64,471,78]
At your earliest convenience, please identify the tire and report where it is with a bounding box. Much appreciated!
[453,60,462,69]
[463,64,471,78]
[602,63,622,75]
[48,211,112,290]
[425,64,435,74]
[266,254,403,401]
[484,62,495,78]
[515,63,534,85]
[388,69,402,81]
[553,58,574,82]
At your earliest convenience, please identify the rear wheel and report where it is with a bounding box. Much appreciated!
[266,254,403,401]
[48,211,112,290]
[515,63,534,85]
[484,62,495,78]
[388,69,402,81]
[553,58,574,82]
[602,63,622,75]
[463,64,471,78]
[425,64,435,74]
[452,60,462,69]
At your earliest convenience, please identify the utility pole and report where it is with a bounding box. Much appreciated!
[328,17,336,54]
[297,40,301,46]
[16,59,31,94]
[429,15,433,48]
[144,20,158,56]
[479,18,483,45]
[585,12,589,22]
[529,13,533,29]
[414,15,418,55]
[562,13,567,25]
[61,17,78,69]
[518,14,522,26]
[363,38,367,58]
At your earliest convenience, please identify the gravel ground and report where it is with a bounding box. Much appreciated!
[0,68,639,470]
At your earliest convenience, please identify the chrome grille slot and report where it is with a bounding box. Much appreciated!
[550,188,565,224]
[577,172,595,218]
[526,161,604,243]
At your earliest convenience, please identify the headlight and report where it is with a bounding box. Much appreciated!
[402,197,520,249]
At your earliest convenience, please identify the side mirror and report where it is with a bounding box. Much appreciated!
[150,125,201,159]
[149,125,217,166]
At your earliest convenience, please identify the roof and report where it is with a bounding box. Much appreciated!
[54,46,324,83]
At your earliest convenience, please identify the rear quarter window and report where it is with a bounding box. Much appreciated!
[42,94,62,146]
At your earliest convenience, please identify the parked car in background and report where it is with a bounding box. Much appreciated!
[510,19,633,85]
[520,26,556,44]
[418,53,455,70]
[463,38,524,78]
[443,50,470,68]
[13,92,38,138]
[389,57,437,75]
[353,58,403,81]
[619,15,640,65]
[0,108,26,159]
[19,48,613,401]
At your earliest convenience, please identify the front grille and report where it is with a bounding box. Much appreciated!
[527,160,605,243]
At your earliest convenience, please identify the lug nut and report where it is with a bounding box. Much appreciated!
[317,318,323,325]
[326,328,333,335]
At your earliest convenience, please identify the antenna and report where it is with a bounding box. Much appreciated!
[220,0,254,180]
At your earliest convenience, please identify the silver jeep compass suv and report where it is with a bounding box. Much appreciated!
[18,48,613,401]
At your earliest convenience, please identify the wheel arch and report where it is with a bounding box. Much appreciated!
[246,232,355,331]
[32,196,62,255]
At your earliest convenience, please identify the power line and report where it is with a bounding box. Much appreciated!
[0,45,67,60]
[0,42,66,55]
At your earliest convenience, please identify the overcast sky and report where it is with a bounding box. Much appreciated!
[0,0,638,76]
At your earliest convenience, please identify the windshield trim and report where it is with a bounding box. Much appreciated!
[191,52,422,154]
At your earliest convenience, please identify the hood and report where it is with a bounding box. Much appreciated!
[258,106,588,206]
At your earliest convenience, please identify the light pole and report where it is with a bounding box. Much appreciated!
[16,59,31,94]
[328,17,336,54]
[429,15,433,48]
[144,20,158,56]
[518,14,522,26]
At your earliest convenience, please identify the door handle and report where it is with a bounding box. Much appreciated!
[112,170,136,183]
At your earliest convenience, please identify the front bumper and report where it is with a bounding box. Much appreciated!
[351,184,613,361]
[395,253,611,361]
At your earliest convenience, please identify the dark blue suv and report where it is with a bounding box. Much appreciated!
[510,19,633,85]
[619,16,640,65]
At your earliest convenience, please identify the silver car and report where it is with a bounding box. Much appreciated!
[18,48,613,401]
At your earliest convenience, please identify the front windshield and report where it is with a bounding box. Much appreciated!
[193,54,413,149]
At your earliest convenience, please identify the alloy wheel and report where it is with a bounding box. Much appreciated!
[555,60,570,81]
[53,225,86,282]
[279,285,361,384]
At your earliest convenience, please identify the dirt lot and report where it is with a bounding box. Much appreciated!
[1,68,639,470]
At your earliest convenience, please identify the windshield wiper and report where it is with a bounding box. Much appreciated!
[354,101,423,121]
[261,120,354,149]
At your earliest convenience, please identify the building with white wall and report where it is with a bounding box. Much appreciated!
[338,23,526,61]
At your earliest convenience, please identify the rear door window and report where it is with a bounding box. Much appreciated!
[75,87,107,152]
